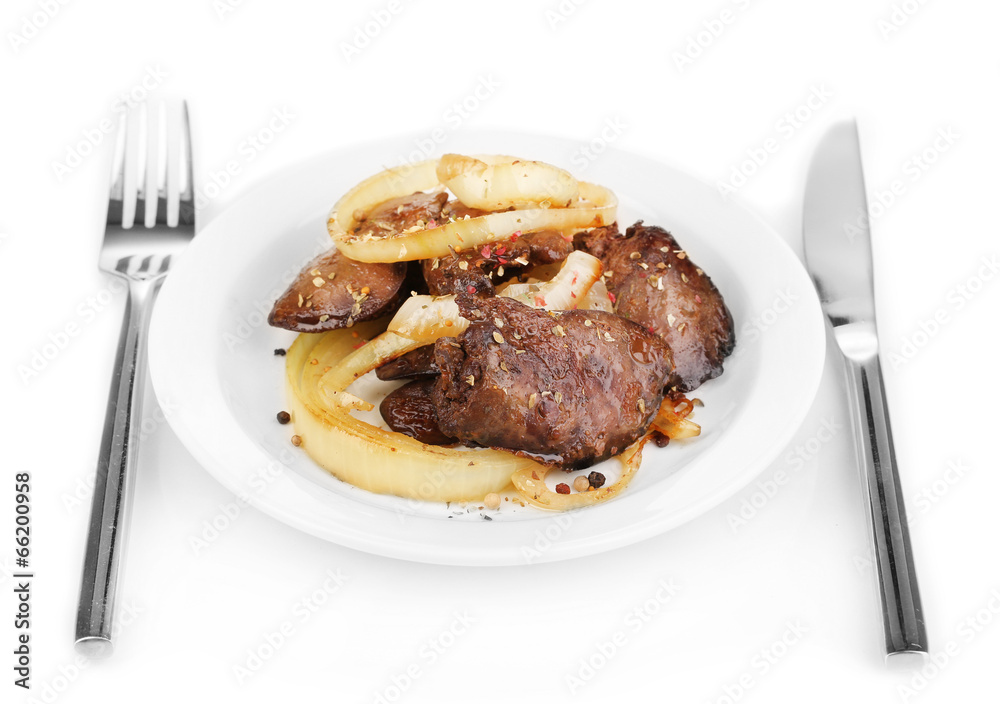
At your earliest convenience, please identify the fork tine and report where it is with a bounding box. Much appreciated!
[133,102,149,228]
[178,101,195,229]
[105,111,127,227]
[154,102,170,226]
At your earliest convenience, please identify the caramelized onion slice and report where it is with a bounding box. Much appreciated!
[387,295,467,343]
[510,438,648,510]
[287,320,542,502]
[328,158,616,263]
[436,154,579,210]
[498,272,613,313]
[388,251,603,342]
[650,396,701,440]
[500,251,602,310]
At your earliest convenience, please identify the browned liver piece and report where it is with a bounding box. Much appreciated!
[430,296,673,469]
[268,249,407,332]
[422,201,574,297]
[577,221,735,392]
[375,345,438,381]
[380,379,455,446]
[269,191,449,332]
[350,191,449,240]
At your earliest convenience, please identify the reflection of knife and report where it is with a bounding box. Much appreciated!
[803,121,927,657]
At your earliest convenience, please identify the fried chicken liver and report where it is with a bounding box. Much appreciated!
[431,296,673,469]
[422,200,574,297]
[577,222,735,392]
[379,379,455,446]
[269,191,448,332]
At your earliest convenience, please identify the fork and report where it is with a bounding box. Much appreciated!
[75,101,195,657]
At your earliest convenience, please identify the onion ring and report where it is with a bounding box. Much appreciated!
[386,251,603,342]
[327,158,616,263]
[286,319,542,502]
[510,437,649,510]
[650,396,701,440]
[436,154,579,210]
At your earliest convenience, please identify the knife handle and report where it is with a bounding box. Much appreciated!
[844,352,927,657]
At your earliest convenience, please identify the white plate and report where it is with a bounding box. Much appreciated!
[148,131,825,566]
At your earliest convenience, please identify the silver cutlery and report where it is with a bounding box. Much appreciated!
[803,120,927,657]
[76,101,195,657]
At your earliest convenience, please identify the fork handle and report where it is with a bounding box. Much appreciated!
[844,353,927,657]
[76,277,162,657]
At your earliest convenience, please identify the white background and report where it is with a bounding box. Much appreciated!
[2,0,998,702]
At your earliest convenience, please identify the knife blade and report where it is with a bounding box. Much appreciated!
[803,121,928,657]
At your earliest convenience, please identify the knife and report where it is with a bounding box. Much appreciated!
[803,121,928,657]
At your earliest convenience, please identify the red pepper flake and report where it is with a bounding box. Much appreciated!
[571,292,577,298]
[481,245,492,258]
[495,245,506,255]
[427,219,437,228]
[467,285,477,294]
[608,292,616,304]
[572,273,578,285]
[639,272,647,279]
[352,341,366,349]
[555,483,571,495]
[511,231,521,240]
[534,295,546,306]
[695,294,702,304]
[498,257,508,265]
